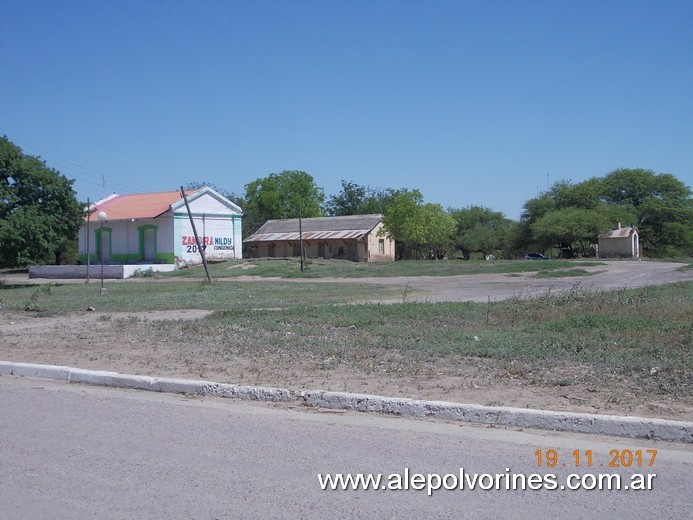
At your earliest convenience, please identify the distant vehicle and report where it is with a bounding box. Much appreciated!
[523,252,549,260]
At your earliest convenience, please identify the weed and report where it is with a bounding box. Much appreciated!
[401,284,412,303]
[131,267,156,278]
[24,286,51,312]
[115,315,141,326]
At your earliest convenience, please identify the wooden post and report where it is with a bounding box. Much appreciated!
[86,198,90,283]
[180,187,212,283]
[298,208,304,272]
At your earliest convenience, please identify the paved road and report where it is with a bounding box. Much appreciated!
[2,376,691,519]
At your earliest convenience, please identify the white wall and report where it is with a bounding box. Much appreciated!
[598,233,639,258]
[157,217,175,254]
[173,191,243,266]
[29,264,175,279]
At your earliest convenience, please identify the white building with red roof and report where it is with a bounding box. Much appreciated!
[79,186,243,268]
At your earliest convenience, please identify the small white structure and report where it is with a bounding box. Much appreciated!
[78,187,243,269]
[597,223,641,258]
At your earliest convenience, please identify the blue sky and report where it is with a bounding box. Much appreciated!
[3,0,692,219]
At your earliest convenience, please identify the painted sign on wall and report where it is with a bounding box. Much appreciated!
[181,235,234,253]
[175,206,242,265]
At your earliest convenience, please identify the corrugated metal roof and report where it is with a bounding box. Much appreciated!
[598,226,638,239]
[245,214,383,243]
[86,190,194,221]
[246,230,372,242]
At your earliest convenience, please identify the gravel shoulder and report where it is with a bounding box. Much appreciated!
[220,260,692,302]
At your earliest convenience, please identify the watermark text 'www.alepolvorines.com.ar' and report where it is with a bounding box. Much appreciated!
[318,468,657,496]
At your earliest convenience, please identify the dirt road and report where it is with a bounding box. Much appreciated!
[224,260,692,303]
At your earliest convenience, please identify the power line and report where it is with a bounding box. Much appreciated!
[12,139,167,195]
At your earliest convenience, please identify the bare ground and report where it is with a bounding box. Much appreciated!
[1,261,692,421]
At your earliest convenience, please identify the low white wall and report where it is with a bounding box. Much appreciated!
[29,264,176,279]
[122,265,176,277]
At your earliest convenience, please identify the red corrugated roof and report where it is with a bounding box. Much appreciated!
[86,190,193,221]
[598,226,638,239]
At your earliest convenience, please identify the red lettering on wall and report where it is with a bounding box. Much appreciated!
[182,236,215,246]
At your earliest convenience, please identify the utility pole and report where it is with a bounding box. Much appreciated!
[298,207,304,272]
[98,210,108,295]
[180,187,212,283]
[86,198,91,283]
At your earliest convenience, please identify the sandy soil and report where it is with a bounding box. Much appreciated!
[1,261,691,421]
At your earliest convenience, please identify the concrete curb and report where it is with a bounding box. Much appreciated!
[0,361,292,403]
[303,390,693,443]
[2,361,692,443]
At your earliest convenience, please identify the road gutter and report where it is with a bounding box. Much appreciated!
[2,361,691,443]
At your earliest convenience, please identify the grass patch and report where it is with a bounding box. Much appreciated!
[0,279,402,314]
[676,261,693,272]
[138,281,692,398]
[534,268,600,278]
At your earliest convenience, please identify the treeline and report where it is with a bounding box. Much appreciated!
[232,168,693,259]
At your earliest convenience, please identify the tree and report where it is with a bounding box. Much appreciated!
[517,168,692,257]
[417,203,457,259]
[598,168,690,208]
[512,192,557,256]
[380,189,456,259]
[325,180,408,216]
[548,179,603,210]
[0,136,84,267]
[243,170,324,236]
[182,181,245,209]
[532,207,613,257]
[598,168,693,256]
[637,197,693,256]
[449,206,512,260]
[325,180,370,216]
